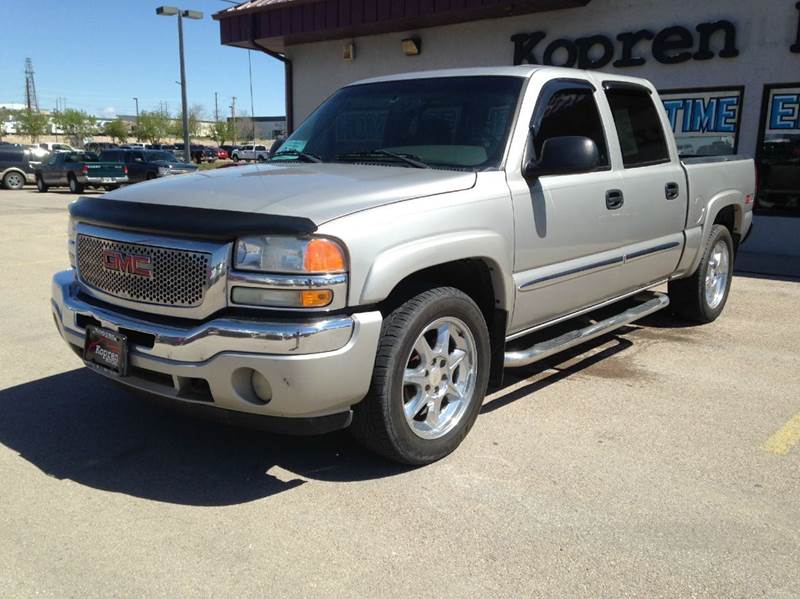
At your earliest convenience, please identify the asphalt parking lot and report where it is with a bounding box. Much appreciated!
[1,187,798,598]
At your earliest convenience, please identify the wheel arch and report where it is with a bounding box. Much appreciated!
[683,193,745,277]
[2,167,28,185]
[368,252,511,391]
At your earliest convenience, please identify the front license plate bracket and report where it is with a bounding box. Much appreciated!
[84,325,128,376]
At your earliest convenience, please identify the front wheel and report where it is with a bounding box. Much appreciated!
[36,174,48,192]
[350,287,490,465]
[668,224,734,323]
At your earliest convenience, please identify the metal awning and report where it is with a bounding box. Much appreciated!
[214,0,592,52]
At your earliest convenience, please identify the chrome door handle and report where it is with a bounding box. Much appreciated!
[605,189,624,210]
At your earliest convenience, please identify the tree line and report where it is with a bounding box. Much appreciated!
[1,104,247,147]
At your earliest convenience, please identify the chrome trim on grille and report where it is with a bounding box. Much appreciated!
[74,223,231,320]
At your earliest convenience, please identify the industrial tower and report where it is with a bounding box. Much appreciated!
[24,58,39,112]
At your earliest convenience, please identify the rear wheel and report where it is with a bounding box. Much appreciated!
[68,174,84,194]
[668,224,734,323]
[36,174,48,192]
[350,287,490,465]
[3,171,26,190]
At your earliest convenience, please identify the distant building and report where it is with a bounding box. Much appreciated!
[228,116,286,140]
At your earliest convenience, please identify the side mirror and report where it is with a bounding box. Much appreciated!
[523,135,599,178]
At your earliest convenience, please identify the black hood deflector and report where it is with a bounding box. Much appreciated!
[69,196,318,240]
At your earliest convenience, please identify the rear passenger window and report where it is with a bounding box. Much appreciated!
[605,86,670,167]
[533,88,609,168]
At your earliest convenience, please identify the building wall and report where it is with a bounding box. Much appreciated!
[283,0,800,263]
[285,0,799,158]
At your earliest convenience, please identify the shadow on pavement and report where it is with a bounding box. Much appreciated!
[483,332,634,414]
[1,315,673,505]
[0,369,408,506]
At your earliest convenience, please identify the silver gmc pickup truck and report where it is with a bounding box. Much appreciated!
[52,66,755,464]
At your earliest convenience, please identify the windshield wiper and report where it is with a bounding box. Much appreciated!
[336,149,430,169]
[270,150,323,163]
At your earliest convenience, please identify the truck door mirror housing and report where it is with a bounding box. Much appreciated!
[524,135,600,178]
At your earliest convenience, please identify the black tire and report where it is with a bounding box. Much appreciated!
[257,155,266,163]
[350,287,491,465]
[3,170,26,190]
[36,174,48,193]
[668,224,734,323]
[68,174,84,194]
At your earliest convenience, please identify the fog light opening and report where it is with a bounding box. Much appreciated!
[251,371,273,404]
[231,367,272,406]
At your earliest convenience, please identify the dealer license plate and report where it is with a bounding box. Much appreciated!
[101,177,113,183]
[84,326,128,375]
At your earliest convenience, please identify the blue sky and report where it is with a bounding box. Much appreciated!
[0,0,285,120]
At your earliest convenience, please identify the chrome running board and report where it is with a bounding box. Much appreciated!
[504,292,670,368]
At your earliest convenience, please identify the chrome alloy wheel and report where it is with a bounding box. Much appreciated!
[402,317,478,440]
[705,240,730,309]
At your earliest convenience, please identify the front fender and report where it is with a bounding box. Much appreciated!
[360,230,514,310]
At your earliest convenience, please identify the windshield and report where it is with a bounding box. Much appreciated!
[145,151,178,162]
[274,76,524,170]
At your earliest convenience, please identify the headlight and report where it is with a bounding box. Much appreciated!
[157,166,170,176]
[234,236,346,274]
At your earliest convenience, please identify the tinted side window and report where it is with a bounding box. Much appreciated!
[605,87,670,167]
[533,89,609,168]
[0,150,23,163]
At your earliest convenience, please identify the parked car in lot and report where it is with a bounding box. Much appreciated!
[0,147,36,189]
[39,142,75,153]
[216,147,229,160]
[52,67,754,464]
[219,144,237,156]
[230,143,269,161]
[36,151,127,193]
[99,148,197,183]
[85,142,119,154]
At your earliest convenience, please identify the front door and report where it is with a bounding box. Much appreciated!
[507,79,628,334]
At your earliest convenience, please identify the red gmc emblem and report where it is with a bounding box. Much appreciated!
[101,250,153,278]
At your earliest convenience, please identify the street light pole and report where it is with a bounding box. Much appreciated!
[176,11,191,162]
[156,6,203,163]
[132,97,139,140]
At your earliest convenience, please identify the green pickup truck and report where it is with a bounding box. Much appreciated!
[35,151,128,193]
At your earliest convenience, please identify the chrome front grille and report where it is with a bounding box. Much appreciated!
[76,234,211,307]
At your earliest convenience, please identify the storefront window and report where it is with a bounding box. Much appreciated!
[757,83,800,216]
[659,87,743,158]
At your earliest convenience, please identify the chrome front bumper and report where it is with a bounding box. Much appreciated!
[51,270,382,420]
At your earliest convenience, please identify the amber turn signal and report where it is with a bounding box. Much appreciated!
[300,289,334,307]
[304,239,346,273]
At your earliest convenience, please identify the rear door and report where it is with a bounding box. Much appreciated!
[508,78,628,331]
[601,82,687,290]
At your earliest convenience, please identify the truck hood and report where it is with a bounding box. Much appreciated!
[105,163,477,224]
